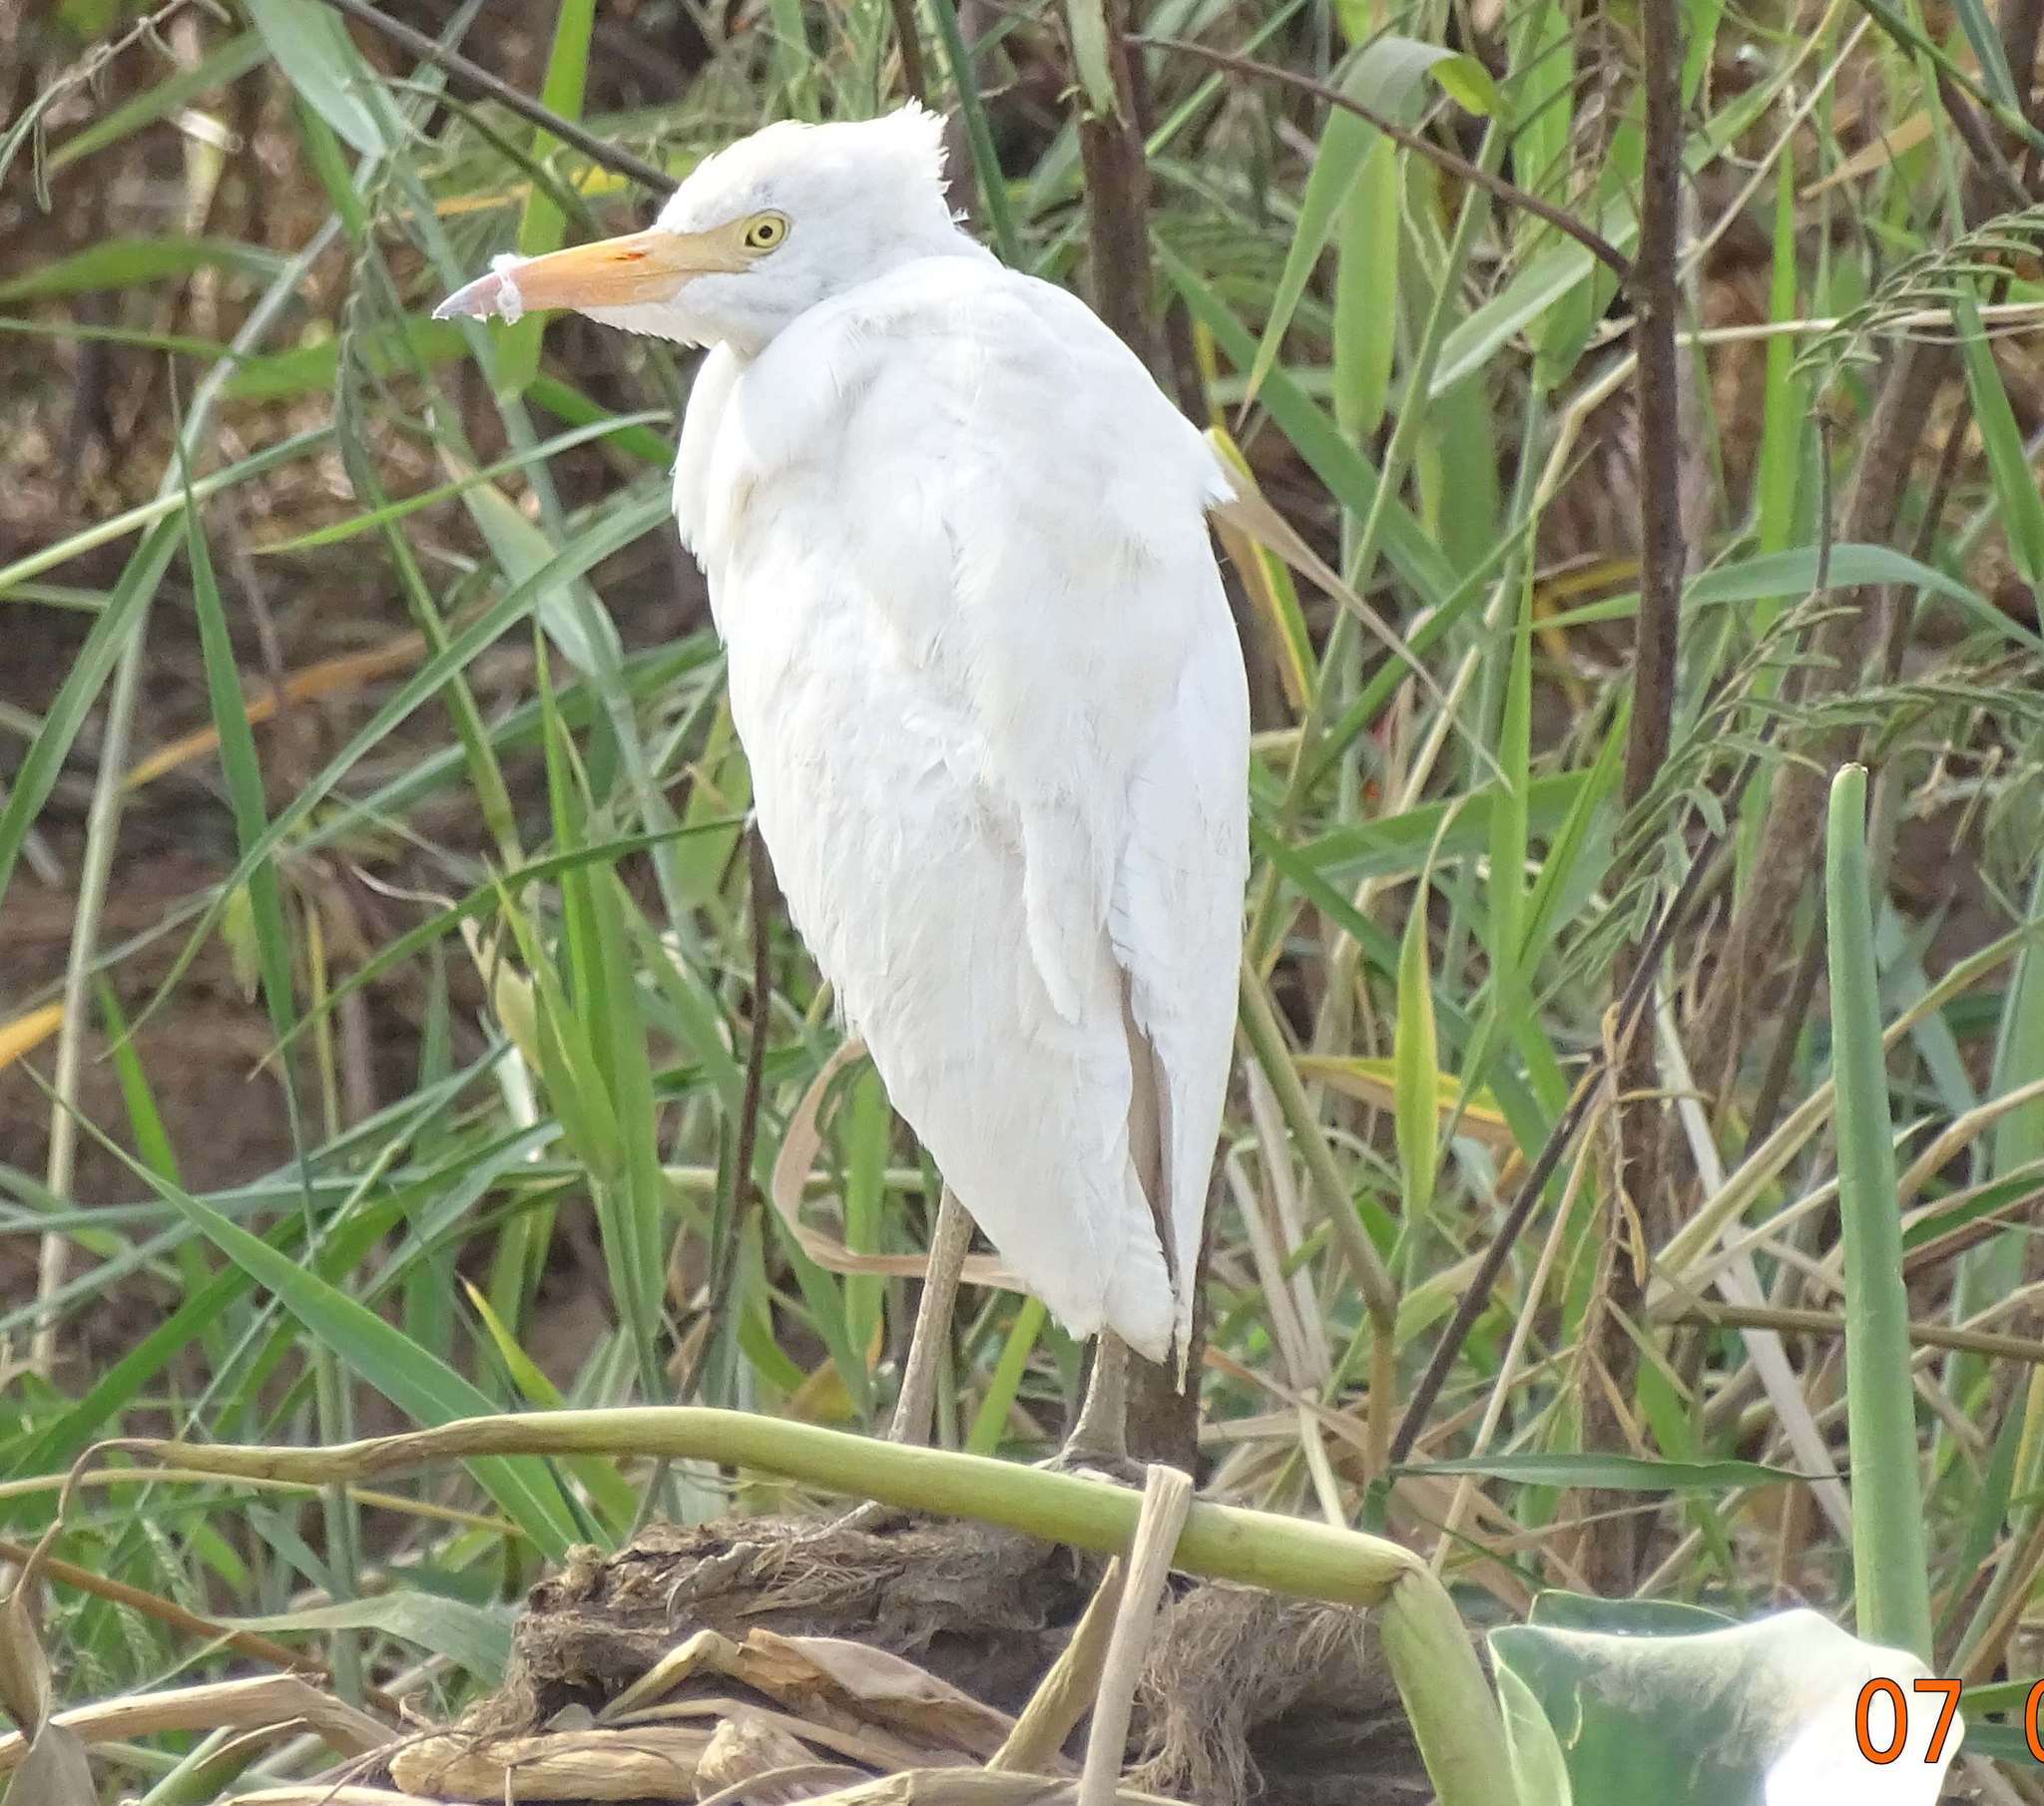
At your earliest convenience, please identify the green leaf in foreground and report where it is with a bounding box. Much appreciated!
[1493,1604,1963,1805]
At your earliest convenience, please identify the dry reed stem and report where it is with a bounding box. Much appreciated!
[0,1675,389,1776]
[989,1560,1126,1774]
[1078,1467,1192,1806]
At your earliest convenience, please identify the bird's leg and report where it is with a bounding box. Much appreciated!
[804,1184,973,1543]
[1052,1331,1140,1481]
[884,1183,973,1446]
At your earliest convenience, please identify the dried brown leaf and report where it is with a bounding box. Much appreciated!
[748,1633,1016,1759]
[610,1693,956,1774]
[0,1532,56,1737]
[5,1722,96,1806]
[696,1708,846,1803]
[768,1043,1016,1286]
[0,1675,390,1776]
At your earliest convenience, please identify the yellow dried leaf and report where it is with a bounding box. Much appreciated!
[0,1005,63,1075]
[1296,1054,1516,1149]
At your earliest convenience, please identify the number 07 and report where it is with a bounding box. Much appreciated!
[1853,1678,1964,1764]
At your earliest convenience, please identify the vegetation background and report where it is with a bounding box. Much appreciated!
[3,0,2044,1795]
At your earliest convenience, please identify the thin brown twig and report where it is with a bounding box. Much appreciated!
[734,828,775,1231]
[1128,34,1634,282]
[1669,1301,2044,1367]
[1585,0,1689,1594]
[308,0,677,195]
[889,0,931,104]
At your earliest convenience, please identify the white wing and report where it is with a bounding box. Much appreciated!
[678,258,1249,1362]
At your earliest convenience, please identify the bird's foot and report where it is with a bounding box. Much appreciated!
[1033,1443,1148,1489]
[814,1497,909,1538]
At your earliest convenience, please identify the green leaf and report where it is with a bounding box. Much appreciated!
[1393,897,1440,1221]
[1332,136,1399,439]
[243,0,391,156]
[968,1297,1047,1455]
[1492,1607,1963,1805]
[1507,0,1573,258]
[1488,573,1532,980]
[1160,239,1456,608]
[1243,38,1491,408]
[222,1593,515,1680]
[0,521,177,918]
[1400,1452,1806,1490]
[1528,1591,1737,1634]
[1494,1660,1572,1806]
[0,237,285,303]
[461,472,625,677]
[1536,543,2034,652]
[1292,771,1588,885]
[185,489,294,1046]
[150,1172,579,1557]
[1433,199,1640,395]
[499,0,599,394]
[1950,0,2018,105]
[1956,285,2044,589]
[224,317,467,403]
[1063,0,1120,117]
[1754,142,1804,593]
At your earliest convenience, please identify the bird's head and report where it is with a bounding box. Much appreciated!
[435,103,969,354]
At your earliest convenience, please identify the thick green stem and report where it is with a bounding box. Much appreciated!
[85,1405,1509,1806]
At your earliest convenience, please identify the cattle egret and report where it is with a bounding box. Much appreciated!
[439,103,1250,1467]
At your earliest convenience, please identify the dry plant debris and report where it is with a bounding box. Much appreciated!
[315,1513,1425,1806]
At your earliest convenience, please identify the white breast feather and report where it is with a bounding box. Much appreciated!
[674,258,1249,1361]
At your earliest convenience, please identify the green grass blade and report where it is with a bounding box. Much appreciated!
[1394,895,1441,1223]
[0,237,285,302]
[133,484,669,1036]
[1825,763,1932,1660]
[156,1171,579,1558]
[499,0,599,394]
[0,519,177,916]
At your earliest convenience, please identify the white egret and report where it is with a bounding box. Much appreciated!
[439,103,1250,1467]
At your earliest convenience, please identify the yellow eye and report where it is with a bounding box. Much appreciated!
[744,212,788,252]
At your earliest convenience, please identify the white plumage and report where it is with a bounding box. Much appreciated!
[440,104,1249,1371]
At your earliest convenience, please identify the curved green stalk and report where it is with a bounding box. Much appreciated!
[85,1407,1512,1806]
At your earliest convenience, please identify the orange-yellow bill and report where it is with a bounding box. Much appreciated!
[434,227,746,322]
